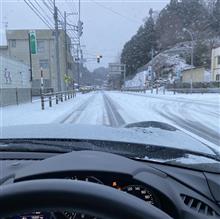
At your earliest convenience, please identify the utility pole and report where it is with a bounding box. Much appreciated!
[123,64,126,87]
[150,48,154,93]
[77,44,80,89]
[28,33,33,102]
[64,11,68,90]
[77,0,81,89]
[183,28,194,93]
[54,0,61,91]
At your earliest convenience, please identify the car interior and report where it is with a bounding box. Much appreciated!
[0,149,220,219]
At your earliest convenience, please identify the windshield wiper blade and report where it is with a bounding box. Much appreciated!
[141,146,220,162]
[0,139,219,162]
[0,139,141,157]
[0,139,99,153]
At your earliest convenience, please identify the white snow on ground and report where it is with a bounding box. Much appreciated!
[0,91,219,151]
[107,91,220,150]
[125,70,149,87]
[64,92,108,125]
[0,92,94,126]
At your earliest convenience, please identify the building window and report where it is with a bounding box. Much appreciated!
[216,74,220,81]
[37,40,45,53]
[11,40,16,48]
[218,56,220,65]
[39,59,49,69]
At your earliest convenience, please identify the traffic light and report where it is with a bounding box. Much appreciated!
[97,55,103,63]
[78,20,83,37]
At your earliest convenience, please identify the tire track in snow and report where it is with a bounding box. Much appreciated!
[114,91,219,146]
[154,104,220,146]
[60,94,95,124]
[103,93,125,127]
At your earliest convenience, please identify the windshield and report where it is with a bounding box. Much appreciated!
[0,0,220,171]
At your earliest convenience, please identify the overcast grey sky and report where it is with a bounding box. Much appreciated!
[0,0,169,71]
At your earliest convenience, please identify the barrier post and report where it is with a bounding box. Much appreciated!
[49,95,52,107]
[56,93,58,104]
[41,94,44,110]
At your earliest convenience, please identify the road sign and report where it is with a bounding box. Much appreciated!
[29,31,37,54]
[109,63,125,75]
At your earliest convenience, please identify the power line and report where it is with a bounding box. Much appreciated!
[33,0,54,23]
[24,0,54,30]
[42,0,54,14]
[90,0,139,24]
[27,0,54,26]
[47,0,54,9]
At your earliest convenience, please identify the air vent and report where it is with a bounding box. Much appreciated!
[180,194,217,217]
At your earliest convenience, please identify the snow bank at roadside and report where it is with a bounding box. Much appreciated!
[0,93,94,127]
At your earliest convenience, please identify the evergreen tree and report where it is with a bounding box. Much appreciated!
[155,0,210,49]
[193,41,210,67]
[213,0,220,33]
[121,9,157,76]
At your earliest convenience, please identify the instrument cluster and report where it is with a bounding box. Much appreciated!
[62,174,161,219]
[10,173,161,219]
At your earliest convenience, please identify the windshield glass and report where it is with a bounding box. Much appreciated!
[0,0,220,171]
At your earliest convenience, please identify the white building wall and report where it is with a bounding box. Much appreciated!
[0,56,30,88]
[211,47,220,81]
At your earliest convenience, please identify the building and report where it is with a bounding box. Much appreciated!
[211,47,220,81]
[0,55,30,88]
[107,63,125,90]
[0,55,31,106]
[0,29,74,94]
[181,67,211,83]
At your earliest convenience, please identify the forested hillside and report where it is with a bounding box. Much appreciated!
[121,0,220,77]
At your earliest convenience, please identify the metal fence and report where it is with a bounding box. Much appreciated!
[40,90,76,110]
[122,86,220,94]
[122,85,165,94]
[167,88,220,94]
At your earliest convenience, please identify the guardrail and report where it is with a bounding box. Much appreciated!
[167,88,220,94]
[40,90,76,110]
[121,87,220,95]
[122,86,165,94]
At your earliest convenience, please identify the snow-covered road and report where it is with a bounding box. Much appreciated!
[56,91,220,146]
[106,91,220,146]
[1,91,219,147]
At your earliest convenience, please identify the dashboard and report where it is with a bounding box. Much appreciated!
[11,173,163,219]
[1,150,220,219]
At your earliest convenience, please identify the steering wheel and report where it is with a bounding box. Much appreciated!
[0,179,172,219]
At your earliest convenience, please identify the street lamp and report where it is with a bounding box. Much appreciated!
[183,28,194,66]
[183,27,194,93]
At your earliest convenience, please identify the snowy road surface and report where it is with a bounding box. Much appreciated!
[1,91,219,147]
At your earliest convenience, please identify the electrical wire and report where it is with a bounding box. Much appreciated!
[47,0,54,9]
[28,0,54,26]
[42,0,54,14]
[24,0,54,30]
[33,0,54,22]
[89,0,139,24]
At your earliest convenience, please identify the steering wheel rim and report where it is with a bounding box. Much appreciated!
[0,179,172,219]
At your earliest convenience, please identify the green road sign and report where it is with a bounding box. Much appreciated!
[29,31,37,54]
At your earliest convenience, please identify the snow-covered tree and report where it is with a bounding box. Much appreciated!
[121,9,156,76]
